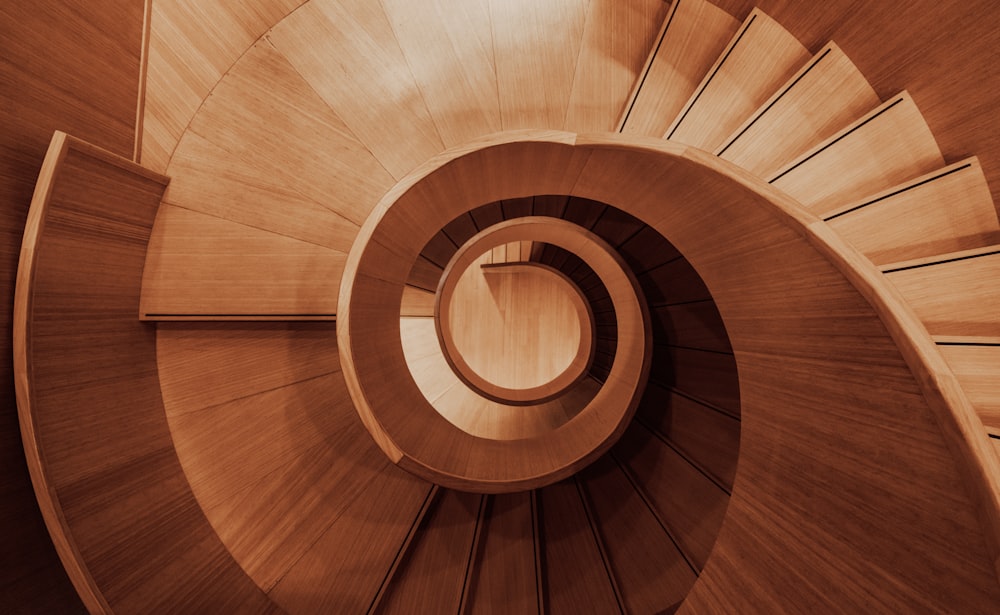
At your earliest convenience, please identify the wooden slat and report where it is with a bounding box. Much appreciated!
[665,8,810,152]
[618,225,683,273]
[651,300,732,353]
[268,0,444,179]
[615,424,729,570]
[619,0,739,136]
[381,0,500,147]
[466,492,540,614]
[770,92,945,215]
[718,42,880,178]
[140,204,342,318]
[377,490,481,614]
[564,0,670,132]
[489,0,589,130]
[141,0,302,171]
[637,383,740,489]
[539,481,622,614]
[400,286,436,317]
[268,468,433,613]
[826,158,1000,266]
[938,341,1000,431]
[640,258,711,306]
[884,248,1000,337]
[580,456,697,612]
[588,206,644,248]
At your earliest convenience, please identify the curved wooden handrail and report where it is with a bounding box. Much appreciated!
[340,130,1000,591]
[436,223,598,406]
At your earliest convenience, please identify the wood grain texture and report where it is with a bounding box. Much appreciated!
[826,158,1000,266]
[489,0,589,130]
[141,204,342,318]
[651,300,732,353]
[15,134,277,612]
[376,490,482,614]
[718,42,880,178]
[381,0,500,147]
[770,93,945,215]
[400,286,435,316]
[466,492,540,615]
[939,342,1000,431]
[885,248,1000,337]
[580,455,697,613]
[665,8,810,152]
[268,0,443,179]
[619,0,739,136]
[539,480,622,614]
[1,2,147,607]
[564,0,669,133]
[141,0,303,170]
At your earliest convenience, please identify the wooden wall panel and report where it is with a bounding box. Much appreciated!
[0,1,145,608]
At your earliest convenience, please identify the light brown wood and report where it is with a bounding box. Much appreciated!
[619,0,740,136]
[400,286,435,317]
[938,342,1000,431]
[580,455,697,612]
[141,204,342,318]
[14,133,277,612]
[665,8,810,152]
[489,0,589,130]
[769,92,945,215]
[466,493,540,615]
[718,42,880,178]
[826,158,1000,265]
[564,0,669,133]
[884,247,1000,337]
[141,0,303,171]
[268,0,444,180]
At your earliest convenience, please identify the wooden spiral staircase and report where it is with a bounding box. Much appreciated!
[9,0,1000,612]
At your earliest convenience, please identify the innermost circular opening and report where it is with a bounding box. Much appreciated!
[447,245,586,391]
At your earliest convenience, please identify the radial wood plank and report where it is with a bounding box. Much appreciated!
[718,42,880,178]
[381,0,500,147]
[400,286,435,316]
[376,490,481,614]
[142,0,303,171]
[178,39,394,229]
[141,205,342,318]
[619,0,739,136]
[826,158,1000,266]
[770,93,945,215]
[665,8,810,152]
[884,248,1000,337]
[651,300,732,353]
[539,480,622,614]
[466,492,539,615]
[579,456,697,613]
[268,467,432,613]
[615,424,729,571]
[938,343,1000,431]
[489,0,589,130]
[640,258,711,306]
[268,0,444,179]
[564,0,669,132]
[637,383,740,490]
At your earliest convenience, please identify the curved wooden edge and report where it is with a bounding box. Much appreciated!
[673,142,1000,581]
[436,227,597,406]
[13,131,110,613]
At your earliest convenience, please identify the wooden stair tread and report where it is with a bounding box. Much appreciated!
[717,42,879,178]
[618,0,739,136]
[937,343,1000,430]
[770,92,945,215]
[665,8,810,152]
[827,158,1000,266]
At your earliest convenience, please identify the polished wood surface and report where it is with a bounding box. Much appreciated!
[15,133,276,612]
[770,93,945,215]
[465,493,539,614]
[826,158,1000,265]
[665,8,810,151]
[939,342,1000,432]
[619,0,739,136]
[718,42,879,178]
